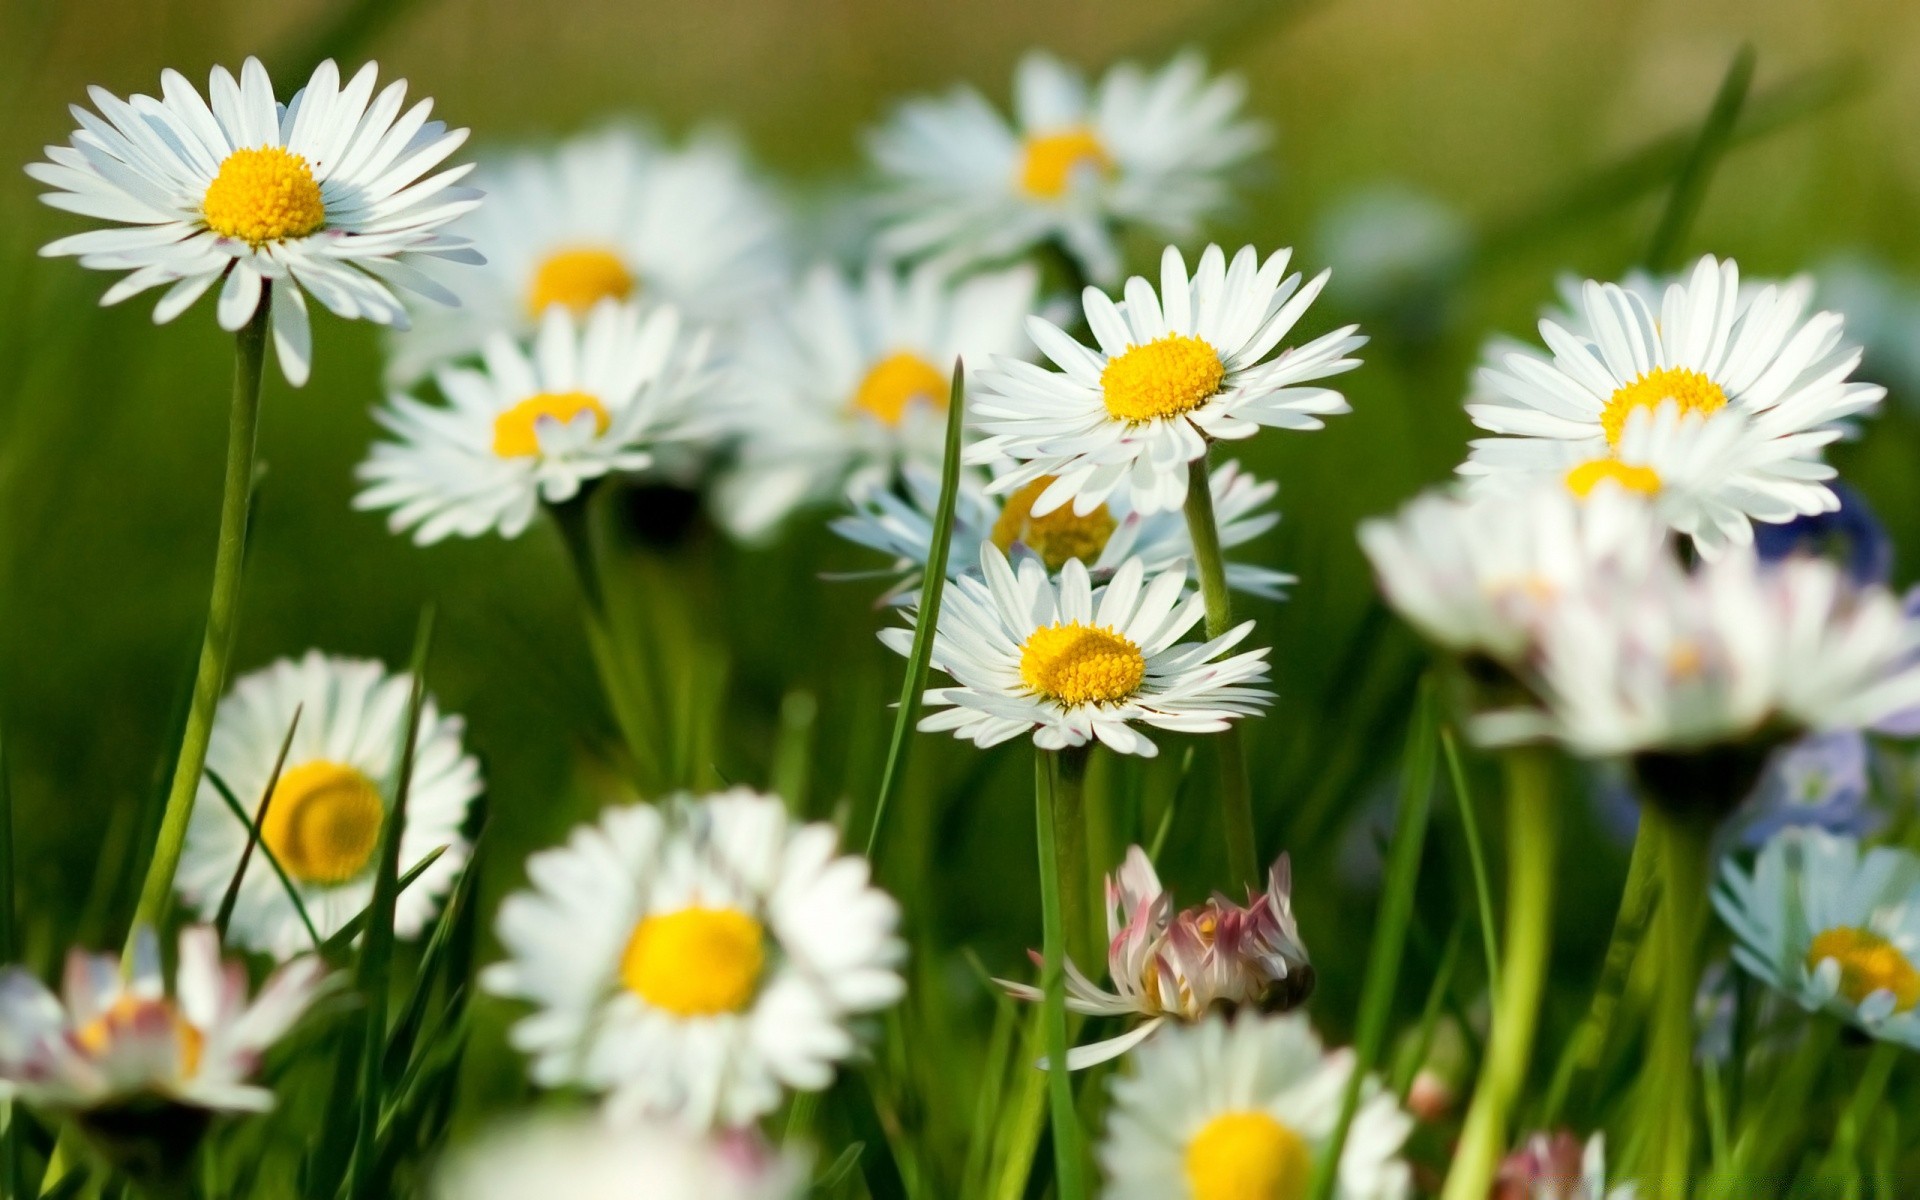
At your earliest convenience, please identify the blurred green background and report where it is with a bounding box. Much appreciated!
[3,0,1920,1149]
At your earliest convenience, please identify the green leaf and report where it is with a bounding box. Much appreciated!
[213,703,302,941]
[205,767,323,952]
[316,845,450,965]
[381,825,486,1091]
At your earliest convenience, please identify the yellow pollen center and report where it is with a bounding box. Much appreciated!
[852,352,949,426]
[1019,622,1145,706]
[1185,1111,1313,1200]
[1018,126,1113,199]
[1600,366,1728,447]
[1101,334,1226,423]
[1807,926,1920,1012]
[1566,459,1663,497]
[990,477,1118,571]
[261,761,386,886]
[492,391,612,458]
[202,146,326,246]
[527,247,636,317]
[76,995,206,1077]
[621,907,767,1017]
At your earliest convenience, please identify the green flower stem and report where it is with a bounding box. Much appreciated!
[1640,802,1714,1199]
[1441,747,1558,1200]
[126,296,270,947]
[1053,745,1093,967]
[1181,453,1258,889]
[1035,749,1087,1200]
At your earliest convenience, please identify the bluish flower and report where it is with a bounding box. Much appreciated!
[1752,480,1892,586]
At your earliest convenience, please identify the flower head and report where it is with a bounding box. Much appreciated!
[481,789,905,1128]
[1495,1131,1634,1200]
[971,244,1363,518]
[31,57,482,385]
[432,1116,807,1200]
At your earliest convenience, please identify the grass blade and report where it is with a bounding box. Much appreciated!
[1645,44,1757,270]
[865,360,965,860]
[213,703,302,941]
[1308,675,1439,1200]
[317,845,450,963]
[206,767,323,951]
[1442,727,1501,1007]
[381,825,486,1089]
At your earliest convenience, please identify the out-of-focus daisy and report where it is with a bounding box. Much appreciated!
[384,125,787,385]
[881,545,1270,756]
[1101,1011,1412,1200]
[1474,549,1920,760]
[972,244,1364,517]
[1495,1131,1635,1200]
[481,789,904,1128]
[356,300,714,543]
[0,925,325,1115]
[868,51,1264,285]
[1716,828,1920,1047]
[834,458,1290,600]
[30,57,481,386]
[1001,845,1311,1067]
[1460,255,1885,552]
[1358,483,1668,666]
[174,651,482,960]
[713,261,1035,540]
[432,1117,807,1200]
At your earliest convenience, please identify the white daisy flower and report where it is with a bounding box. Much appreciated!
[384,125,788,385]
[30,57,482,386]
[480,789,905,1129]
[1475,549,1920,759]
[173,651,483,961]
[1358,483,1669,665]
[1716,828,1920,1048]
[713,261,1036,541]
[432,1117,807,1200]
[833,457,1291,600]
[868,50,1265,285]
[1101,1011,1413,1200]
[1497,1131,1635,1200]
[0,925,326,1114]
[971,244,1365,518]
[1460,255,1885,551]
[356,300,715,544]
[880,544,1270,757]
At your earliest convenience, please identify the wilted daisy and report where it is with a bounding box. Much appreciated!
[1716,828,1920,1047]
[30,57,481,386]
[174,652,483,960]
[1001,845,1311,1067]
[0,925,326,1115]
[713,261,1034,540]
[357,300,714,543]
[433,1117,808,1200]
[1461,255,1884,552]
[1101,1012,1412,1200]
[881,545,1270,756]
[384,125,787,384]
[1495,1132,1634,1200]
[868,51,1263,285]
[481,789,905,1128]
[834,458,1290,599]
[972,244,1364,517]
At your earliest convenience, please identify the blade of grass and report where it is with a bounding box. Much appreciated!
[1308,675,1439,1200]
[1441,728,1500,1007]
[206,768,322,951]
[1644,44,1756,271]
[213,704,302,940]
[1146,746,1197,864]
[1035,749,1087,1200]
[865,360,965,861]
[1395,921,1464,1100]
[382,825,485,1089]
[318,846,450,963]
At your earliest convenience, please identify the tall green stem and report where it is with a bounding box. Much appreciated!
[1441,748,1558,1200]
[1053,746,1093,968]
[128,297,270,942]
[1035,750,1087,1200]
[1181,454,1257,888]
[1640,804,1713,1198]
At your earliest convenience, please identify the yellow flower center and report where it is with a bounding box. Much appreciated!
[1019,622,1145,707]
[620,907,767,1017]
[527,247,636,317]
[1185,1110,1313,1200]
[1018,127,1114,199]
[492,391,612,458]
[852,352,949,426]
[1565,459,1663,498]
[990,477,1118,572]
[1599,366,1727,447]
[1807,926,1920,1013]
[202,146,327,246]
[261,761,386,886]
[1101,334,1226,424]
[76,995,205,1077]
